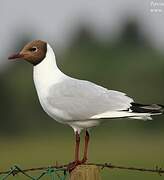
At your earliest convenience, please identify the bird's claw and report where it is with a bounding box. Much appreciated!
[67,159,87,172]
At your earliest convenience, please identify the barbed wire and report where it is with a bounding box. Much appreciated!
[0,162,164,179]
[88,163,164,176]
[0,165,68,180]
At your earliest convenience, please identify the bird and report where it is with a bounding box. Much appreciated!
[8,40,164,169]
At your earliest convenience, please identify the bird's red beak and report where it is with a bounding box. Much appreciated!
[8,53,24,60]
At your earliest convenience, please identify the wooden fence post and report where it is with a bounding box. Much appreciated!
[70,165,102,180]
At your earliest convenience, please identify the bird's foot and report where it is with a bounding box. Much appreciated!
[80,157,87,164]
[67,159,87,172]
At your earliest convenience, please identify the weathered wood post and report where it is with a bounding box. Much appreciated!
[70,165,102,180]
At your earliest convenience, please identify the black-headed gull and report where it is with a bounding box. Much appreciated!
[8,40,164,169]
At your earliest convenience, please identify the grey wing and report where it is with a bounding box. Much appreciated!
[47,78,134,120]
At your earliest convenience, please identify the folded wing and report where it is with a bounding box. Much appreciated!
[47,78,134,120]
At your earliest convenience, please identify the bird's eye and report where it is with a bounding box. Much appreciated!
[29,47,37,52]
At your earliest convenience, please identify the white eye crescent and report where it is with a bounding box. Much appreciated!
[30,46,38,52]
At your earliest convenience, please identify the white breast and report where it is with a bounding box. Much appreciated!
[33,44,68,123]
[33,44,102,133]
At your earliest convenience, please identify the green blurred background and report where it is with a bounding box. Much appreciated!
[0,1,164,179]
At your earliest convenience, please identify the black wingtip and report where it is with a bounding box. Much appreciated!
[130,103,164,114]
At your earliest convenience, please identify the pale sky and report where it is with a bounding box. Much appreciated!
[1,0,164,65]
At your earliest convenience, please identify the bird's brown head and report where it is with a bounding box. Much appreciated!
[8,40,47,65]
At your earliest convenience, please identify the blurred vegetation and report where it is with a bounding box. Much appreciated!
[0,20,164,180]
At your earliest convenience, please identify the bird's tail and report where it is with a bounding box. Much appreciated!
[129,103,164,120]
[90,103,164,120]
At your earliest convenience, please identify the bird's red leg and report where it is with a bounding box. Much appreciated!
[75,131,80,162]
[67,131,80,171]
[81,130,90,163]
[68,131,89,171]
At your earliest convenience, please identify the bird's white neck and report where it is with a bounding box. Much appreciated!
[33,44,65,92]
